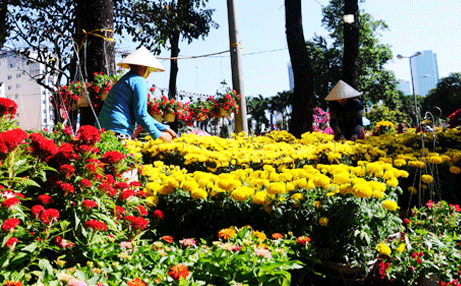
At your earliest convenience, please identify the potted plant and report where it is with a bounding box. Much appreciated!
[210,90,240,118]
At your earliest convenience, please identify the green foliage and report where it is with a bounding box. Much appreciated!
[365,104,411,130]
[422,72,461,120]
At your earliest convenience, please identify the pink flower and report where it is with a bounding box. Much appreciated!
[181,238,196,248]
[54,236,75,248]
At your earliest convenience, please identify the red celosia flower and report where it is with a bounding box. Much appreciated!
[118,189,136,201]
[153,210,164,220]
[168,264,189,280]
[37,194,54,205]
[54,235,75,248]
[84,219,107,231]
[105,174,115,184]
[113,205,125,219]
[101,151,126,164]
[76,125,101,146]
[79,178,92,188]
[124,215,148,231]
[127,278,146,286]
[129,181,142,187]
[115,182,130,190]
[59,164,75,177]
[136,205,148,216]
[271,233,284,240]
[77,144,93,154]
[161,235,174,243]
[1,197,20,208]
[81,199,98,210]
[31,205,45,218]
[39,208,59,225]
[296,236,311,245]
[28,132,59,159]
[0,128,28,154]
[60,183,75,195]
[5,237,19,249]
[98,182,117,197]
[2,218,20,232]
[0,97,18,118]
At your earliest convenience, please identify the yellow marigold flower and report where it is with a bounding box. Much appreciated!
[218,227,236,240]
[449,166,461,174]
[253,230,267,241]
[252,191,267,205]
[352,183,372,198]
[216,179,234,191]
[158,185,175,195]
[421,174,434,184]
[382,200,400,211]
[231,186,254,201]
[286,182,295,192]
[145,196,159,207]
[319,217,328,227]
[307,179,316,190]
[313,201,321,208]
[181,180,199,192]
[372,190,384,199]
[393,159,407,167]
[266,182,286,195]
[386,177,399,188]
[408,186,418,194]
[396,243,406,253]
[428,156,443,164]
[313,174,331,188]
[376,243,392,256]
[333,173,350,185]
[294,178,308,189]
[191,188,208,200]
[382,170,394,180]
[339,184,352,195]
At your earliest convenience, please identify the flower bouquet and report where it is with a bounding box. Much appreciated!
[188,100,212,122]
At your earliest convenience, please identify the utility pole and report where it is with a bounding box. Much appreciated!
[227,0,248,134]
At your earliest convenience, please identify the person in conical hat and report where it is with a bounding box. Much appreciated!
[325,80,365,141]
[97,46,177,141]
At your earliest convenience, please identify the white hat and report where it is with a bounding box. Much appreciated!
[117,46,165,72]
[325,80,362,101]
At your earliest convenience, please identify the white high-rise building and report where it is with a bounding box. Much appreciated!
[287,62,294,90]
[0,50,55,131]
[411,50,439,97]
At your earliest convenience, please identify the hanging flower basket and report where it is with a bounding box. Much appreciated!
[164,113,176,122]
[77,94,90,107]
[219,107,231,117]
[152,113,163,122]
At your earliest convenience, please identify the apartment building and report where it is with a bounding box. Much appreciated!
[0,50,55,131]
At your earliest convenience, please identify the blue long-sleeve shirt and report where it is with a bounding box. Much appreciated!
[97,70,166,138]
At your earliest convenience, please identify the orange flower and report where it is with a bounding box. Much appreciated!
[168,264,189,280]
[218,228,236,240]
[296,236,311,245]
[271,233,284,240]
[127,278,146,286]
[161,235,174,243]
[2,282,23,286]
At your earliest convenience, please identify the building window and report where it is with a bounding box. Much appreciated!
[9,63,13,68]
[16,74,21,78]
[16,84,20,89]
[7,75,12,80]
[7,86,12,90]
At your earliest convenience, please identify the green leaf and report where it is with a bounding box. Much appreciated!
[38,258,53,275]
[21,242,38,253]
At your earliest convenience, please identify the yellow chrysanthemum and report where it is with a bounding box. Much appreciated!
[145,196,159,207]
[386,177,399,188]
[294,178,308,189]
[313,201,321,208]
[231,186,254,201]
[449,166,461,174]
[181,180,199,192]
[313,174,331,188]
[382,200,400,211]
[376,243,392,256]
[352,183,372,198]
[266,182,286,195]
[421,174,434,184]
[319,217,328,227]
[396,243,406,253]
[253,230,267,241]
[190,188,208,200]
[252,191,267,205]
[408,186,418,194]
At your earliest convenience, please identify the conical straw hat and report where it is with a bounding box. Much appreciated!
[117,46,165,72]
[324,80,362,101]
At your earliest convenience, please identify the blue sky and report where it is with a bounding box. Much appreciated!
[117,0,461,99]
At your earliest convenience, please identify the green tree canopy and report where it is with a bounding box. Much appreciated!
[422,73,461,121]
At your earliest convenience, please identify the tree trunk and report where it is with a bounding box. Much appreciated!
[343,0,359,89]
[0,0,8,49]
[74,0,115,127]
[168,30,180,132]
[285,0,314,138]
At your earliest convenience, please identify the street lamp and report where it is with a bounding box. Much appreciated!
[396,51,424,127]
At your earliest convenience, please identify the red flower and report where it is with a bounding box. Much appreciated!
[76,125,101,146]
[39,208,59,225]
[2,281,23,286]
[101,151,126,164]
[113,205,125,219]
[134,205,147,216]
[118,189,136,201]
[98,182,117,197]
[0,98,18,118]
[127,278,147,286]
[85,219,108,231]
[124,215,149,231]
[37,194,54,205]
[5,237,18,249]
[79,178,92,188]
[0,128,28,154]
[59,164,75,177]
[153,209,164,220]
[296,236,311,245]
[115,182,130,190]
[161,235,174,244]
[271,233,284,240]
[2,218,20,232]
[168,264,189,280]
[31,205,45,218]
[54,235,75,248]
[60,183,75,195]
[28,132,59,159]
[81,199,98,210]
[1,197,20,208]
